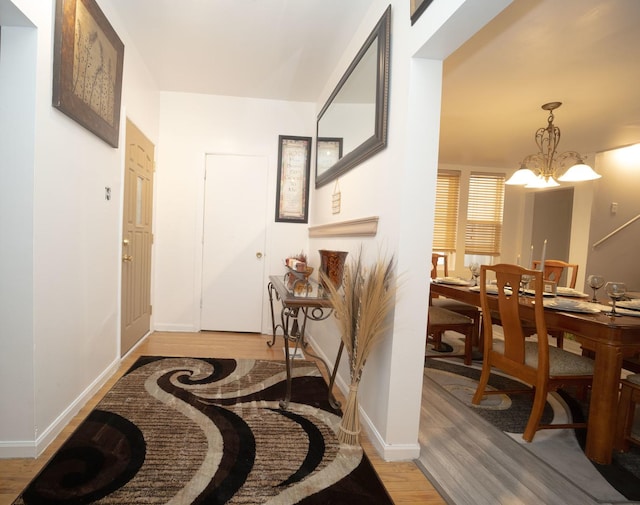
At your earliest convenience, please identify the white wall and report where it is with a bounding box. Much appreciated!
[153,92,315,333]
[306,0,512,461]
[0,16,37,448]
[586,145,640,291]
[0,0,160,457]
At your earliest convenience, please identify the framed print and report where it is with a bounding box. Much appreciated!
[275,135,312,223]
[317,137,343,175]
[53,0,125,148]
[410,0,434,25]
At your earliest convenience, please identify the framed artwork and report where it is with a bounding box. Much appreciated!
[410,0,435,25]
[53,0,125,148]
[317,137,343,175]
[275,135,312,223]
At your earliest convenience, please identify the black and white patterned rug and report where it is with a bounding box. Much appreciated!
[13,357,393,504]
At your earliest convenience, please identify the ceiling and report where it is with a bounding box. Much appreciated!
[440,0,640,169]
[107,0,640,171]
[106,0,373,102]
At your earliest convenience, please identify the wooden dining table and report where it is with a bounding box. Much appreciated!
[430,280,640,465]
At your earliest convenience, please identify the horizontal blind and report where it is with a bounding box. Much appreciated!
[465,172,505,256]
[433,171,460,252]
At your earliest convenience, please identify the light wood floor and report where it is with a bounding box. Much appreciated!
[0,331,445,505]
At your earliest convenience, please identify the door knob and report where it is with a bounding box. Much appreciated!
[256,252,263,259]
[123,254,133,262]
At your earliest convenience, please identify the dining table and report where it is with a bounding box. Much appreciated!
[430,279,640,465]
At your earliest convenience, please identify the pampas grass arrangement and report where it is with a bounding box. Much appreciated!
[321,250,396,445]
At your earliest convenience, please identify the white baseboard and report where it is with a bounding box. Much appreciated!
[359,408,421,461]
[0,356,121,459]
[305,333,420,462]
[153,323,198,332]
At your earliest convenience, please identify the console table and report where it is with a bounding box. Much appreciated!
[267,275,343,409]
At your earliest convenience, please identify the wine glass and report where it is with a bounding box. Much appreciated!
[469,262,481,286]
[520,273,533,297]
[587,274,605,303]
[604,281,627,316]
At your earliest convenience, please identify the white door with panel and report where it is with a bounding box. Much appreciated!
[201,154,267,332]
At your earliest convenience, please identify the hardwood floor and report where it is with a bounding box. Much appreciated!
[0,331,445,505]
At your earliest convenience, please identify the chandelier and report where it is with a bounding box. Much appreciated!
[506,102,601,188]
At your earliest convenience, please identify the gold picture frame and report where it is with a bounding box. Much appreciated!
[53,0,125,148]
[275,135,312,223]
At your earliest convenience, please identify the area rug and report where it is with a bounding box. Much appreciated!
[425,357,640,502]
[13,357,393,504]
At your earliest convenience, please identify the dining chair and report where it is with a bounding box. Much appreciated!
[472,263,594,442]
[614,374,640,452]
[513,259,579,349]
[430,253,482,351]
[426,306,475,365]
[532,259,579,288]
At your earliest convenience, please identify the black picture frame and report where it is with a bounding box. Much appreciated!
[53,0,125,148]
[275,135,312,223]
[410,0,434,25]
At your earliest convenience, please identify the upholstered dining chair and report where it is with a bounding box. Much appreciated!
[614,374,640,452]
[534,259,579,349]
[426,305,475,365]
[430,253,482,351]
[532,259,579,288]
[472,264,594,442]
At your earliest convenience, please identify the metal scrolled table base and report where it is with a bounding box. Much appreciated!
[267,278,342,410]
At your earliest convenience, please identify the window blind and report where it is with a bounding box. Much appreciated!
[433,171,460,252]
[465,172,505,256]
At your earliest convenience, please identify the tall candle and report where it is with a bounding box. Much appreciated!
[540,239,547,271]
[516,254,521,266]
[528,244,534,269]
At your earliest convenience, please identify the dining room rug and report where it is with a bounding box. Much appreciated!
[12,356,393,505]
[425,356,640,502]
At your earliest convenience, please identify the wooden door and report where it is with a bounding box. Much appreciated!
[201,154,267,332]
[121,119,154,355]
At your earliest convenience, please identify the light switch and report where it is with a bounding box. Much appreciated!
[610,202,618,214]
[105,187,111,201]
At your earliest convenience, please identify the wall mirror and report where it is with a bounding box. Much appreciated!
[315,5,391,188]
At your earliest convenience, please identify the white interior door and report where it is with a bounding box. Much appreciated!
[201,154,267,332]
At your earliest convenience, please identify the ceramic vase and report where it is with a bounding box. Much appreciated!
[318,250,348,289]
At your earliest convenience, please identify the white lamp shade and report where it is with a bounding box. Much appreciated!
[525,175,560,189]
[506,167,538,185]
[557,163,602,182]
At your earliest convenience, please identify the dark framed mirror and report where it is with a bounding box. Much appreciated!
[315,5,391,188]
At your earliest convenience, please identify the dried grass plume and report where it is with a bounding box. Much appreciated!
[321,250,396,445]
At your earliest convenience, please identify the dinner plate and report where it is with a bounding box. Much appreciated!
[616,302,640,317]
[556,287,590,298]
[434,277,472,286]
[617,299,640,311]
[469,285,512,295]
[592,303,640,317]
[541,299,601,313]
[523,289,555,297]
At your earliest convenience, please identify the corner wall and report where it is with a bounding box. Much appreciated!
[0,0,160,457]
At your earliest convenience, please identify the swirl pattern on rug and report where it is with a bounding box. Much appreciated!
[14,357,392,505]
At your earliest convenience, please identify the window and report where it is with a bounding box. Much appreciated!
[433,170,460,252]
[465,172,505,256]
